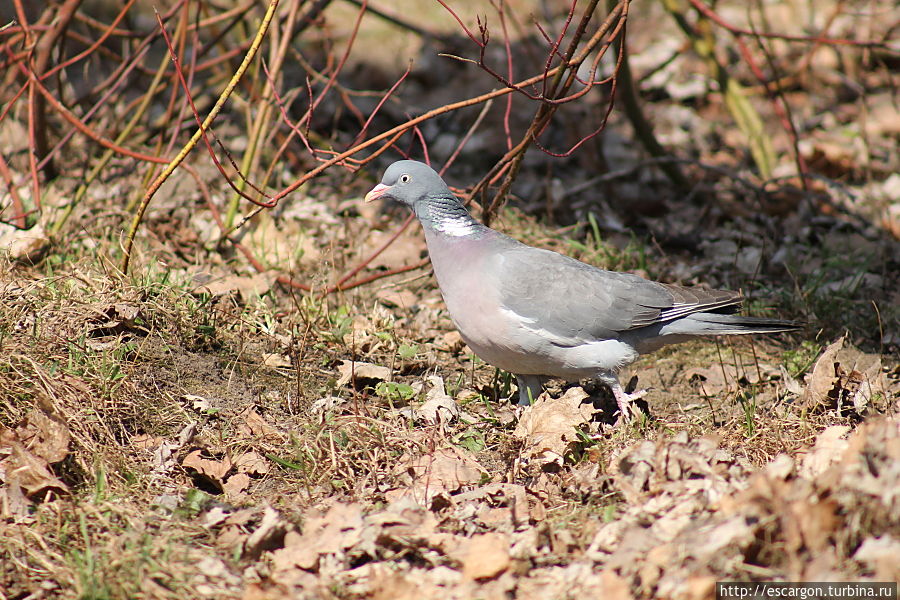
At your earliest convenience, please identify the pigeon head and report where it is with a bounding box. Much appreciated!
[364,160,452,208]
[365,160,479,237]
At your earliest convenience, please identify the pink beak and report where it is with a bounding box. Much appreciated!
[364,183,391,203]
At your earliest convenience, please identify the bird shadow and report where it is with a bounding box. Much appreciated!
[565,377,652,427]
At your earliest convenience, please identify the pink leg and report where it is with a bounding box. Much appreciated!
[599,372,648,422]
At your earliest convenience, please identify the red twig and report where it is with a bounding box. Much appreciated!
[13,60,169,164]
[735,31,809,185]
[0,153,27,227]
[434,0,485,48]
[332,214,416,290]
[687,0,891,48]
[43,0,137,81]
[493,0,514,150]
[346,64,411,150]
[155,10,273,207]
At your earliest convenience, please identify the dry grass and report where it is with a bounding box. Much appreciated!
[0,246,896,598]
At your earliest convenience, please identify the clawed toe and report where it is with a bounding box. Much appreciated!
[612,386,650,424]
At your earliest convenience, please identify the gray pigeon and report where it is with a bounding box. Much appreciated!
[365,160,799,418]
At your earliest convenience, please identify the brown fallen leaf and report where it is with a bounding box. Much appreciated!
[131,433,163,450]
[236,408,283,440]
[388,446,486,505]
[458,532,510,580]
[196,271,275,298]
[271,502,366,572]
[0,409,71,503]
[513,387,594,463]
[336,361,391,388]
[262,353,292,369]
[0,481,31,518]
[803,337,885,414]
[803,336,845,408]
[853,535,900,581]
[882,201,900,240]
[2,443,69,500]
[223,473,250,498]
[85,303,146,351]
[785,489,839,555]
[375,287,419,309]
[214,507,259,554]
[0,222,50,263]
[234,451,270,475]
[415,375,462,424]
[244,505,290,560]
[517,563,630,599]
[439,330,465,353]
[13,409,70,463]
[797,425,851,479]
[182,449,232,488]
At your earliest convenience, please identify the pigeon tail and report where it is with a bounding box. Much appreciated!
[658,312,801,337]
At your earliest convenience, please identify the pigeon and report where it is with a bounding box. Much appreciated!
[365,160,800,418]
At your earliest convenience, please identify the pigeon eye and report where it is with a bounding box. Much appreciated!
[399,174,411,183]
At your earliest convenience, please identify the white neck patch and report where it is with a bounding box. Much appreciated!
[433,215,477,237]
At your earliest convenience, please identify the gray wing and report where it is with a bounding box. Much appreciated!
[493,243,741,345]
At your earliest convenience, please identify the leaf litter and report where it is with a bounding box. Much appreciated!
[1,215,897,599]
[225,412,899,599]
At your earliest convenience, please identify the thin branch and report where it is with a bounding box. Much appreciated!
[122,0,282,274]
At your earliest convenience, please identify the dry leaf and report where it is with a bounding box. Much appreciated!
[514,387,594,462]
[0,410,71,502]
[416,375,460,423]
[183,394,213,412]
[853,535,900,580]
[197,271,275,298]
[439,330,465,353]
[311,396,346,415]
[152,423,196,473]
[234,451,270,475]
[804,336,845,408]
[798,425,850,479]
[272,503,365,572]
[458,533,510,580]
[882,200,900,240]
[237,408,282,440]
[389,447,486,504]
[517,563,628,598]
[1,443,69,500]
[336,361,391,388]
[786,493,839,554]
[223,473,250,498]
[131,433,162,450]
[182,449,232,485]
[0,222,49,262]
[598,570,635,600]
[14,410,70,463]
[244,506,290,559]
[375,287,419,309]
[0,482,31,518]
[262,353,292,369]
[804,337,885,414]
